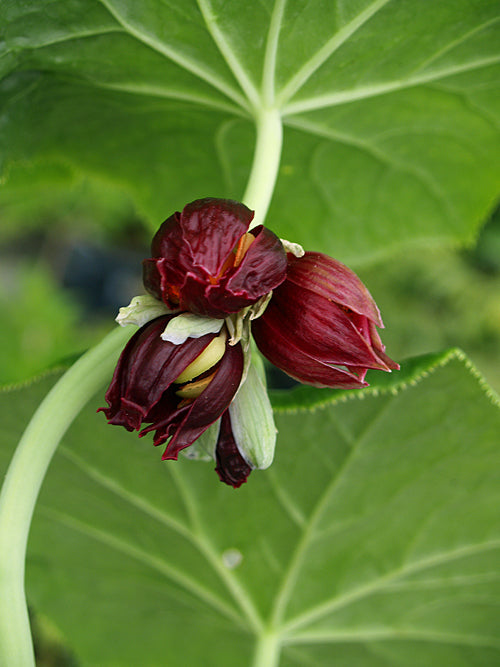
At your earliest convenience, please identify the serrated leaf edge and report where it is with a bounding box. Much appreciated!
[273,348,500,415]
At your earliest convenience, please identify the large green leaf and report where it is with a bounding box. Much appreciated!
[1,350,499,665]
[1,1,499,262]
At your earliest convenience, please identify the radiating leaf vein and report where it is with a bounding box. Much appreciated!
[59,446,264,632]
[277,0,392,106]
[89,80,248,115]
[261,0,287,106]
[167,464,265,632]
[283,56,500,114]
[411,15,500,76]
[266,467,306,528]
[39,505,248,628]
[95,0,248,109]
[6,27,125,52]
[195,0,261,109]
[270,396,398,627]
[282,540,500,634]
[285,628,500,649]
[287,116,456,225]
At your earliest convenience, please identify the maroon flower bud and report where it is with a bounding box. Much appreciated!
[214,411,252,488]
[99,316,243,460]
[143,198,287,318]
[252,252,399,388]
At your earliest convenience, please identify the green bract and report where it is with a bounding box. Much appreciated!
[229,361,276,470]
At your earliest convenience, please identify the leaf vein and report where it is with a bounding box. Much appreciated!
[282,56,500,114]
[285,627,500,649]
[89,80,248,116]
[167,464,264,633]
[8,26,125,51]
[39,505,247,628]
[411,15,500,76]
[195,0,260,109]
[282,540,500,634]
[95,0,248,109]
[59,446,263,632]
[285,117,457,227]
[277,0,392,106]
[270,395,398,627]
[261,0,287,106]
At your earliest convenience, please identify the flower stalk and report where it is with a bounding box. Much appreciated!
[0,325,132,667]
[243,107,283,228]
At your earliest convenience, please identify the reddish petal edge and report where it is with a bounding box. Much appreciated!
[285,252,383,327]
[180,198,254,277]
[98,317,214,429]
[223,226,287,298]
[261,286,392,371]
[252,315,368,389]
[139,338,244,459]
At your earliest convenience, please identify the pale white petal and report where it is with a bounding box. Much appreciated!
[161,312,223,345]
[280,238,305,257]
[115,294,172,328]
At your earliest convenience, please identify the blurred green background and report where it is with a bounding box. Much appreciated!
[1,172,499,393]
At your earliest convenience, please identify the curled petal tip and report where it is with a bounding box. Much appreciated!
[143,198,286,318]
[252,251,398,388]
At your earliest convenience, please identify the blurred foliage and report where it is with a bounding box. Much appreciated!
[0,261,104,385]
[0,165,147,245]
[359,206,500,393]
[31,610,77,667]
[0,175,148,384]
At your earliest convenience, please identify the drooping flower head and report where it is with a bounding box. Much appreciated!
[252,251,399,387]
[99,315,244,461]
[143,198,287,318]
[101,198,398,488]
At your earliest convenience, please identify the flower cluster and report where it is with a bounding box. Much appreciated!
[100,198,398,487]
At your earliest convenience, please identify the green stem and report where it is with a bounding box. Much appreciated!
[0,325,132,667]
[243,107,283,229]
[252,630,281,667]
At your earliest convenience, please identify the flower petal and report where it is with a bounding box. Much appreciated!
[142,338,244,458]
[180,198,253,276]
[256,282,392,371]
[285,252,383,327]
[161,312,224,345]
[99,316,217,430]
[143,199,286,318]
[215,411,252,488]
[115,294,174,328]
[253,314,368,388]
[221,226,287,303]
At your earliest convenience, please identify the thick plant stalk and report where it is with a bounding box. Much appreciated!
[0,326,132,666]
[244,107,283,229]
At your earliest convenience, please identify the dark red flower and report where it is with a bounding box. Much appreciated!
[214,411,252,488]
[252,252,399,388]
[99,315,243,460]
[143,198,287,318]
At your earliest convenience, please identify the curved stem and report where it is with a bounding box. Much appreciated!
[243,107,283,229]
[0,326,132,667]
